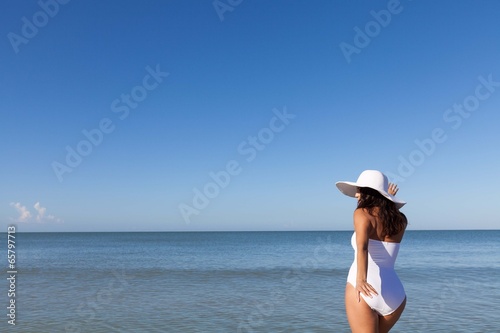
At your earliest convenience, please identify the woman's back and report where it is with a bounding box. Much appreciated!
[359,207,407,243]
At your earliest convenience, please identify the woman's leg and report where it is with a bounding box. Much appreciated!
[345,283,379,333]
[378,297,406,333]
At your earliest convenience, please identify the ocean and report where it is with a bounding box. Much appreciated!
[2,230,499,332]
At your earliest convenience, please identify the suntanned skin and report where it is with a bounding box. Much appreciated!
[345,184,408,333]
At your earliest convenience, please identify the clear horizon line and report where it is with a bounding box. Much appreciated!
[3,228,499,233]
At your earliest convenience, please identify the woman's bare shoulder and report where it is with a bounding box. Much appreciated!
[353,208,372,221]
[353,208,376,232]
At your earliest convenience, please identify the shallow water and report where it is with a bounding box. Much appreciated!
[2,230,499,332]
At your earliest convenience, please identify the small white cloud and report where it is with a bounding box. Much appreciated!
[9,202,32,222]
[34,202,47,222]
[9,202,63,224]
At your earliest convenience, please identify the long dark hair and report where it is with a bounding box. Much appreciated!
[357,187,406,237]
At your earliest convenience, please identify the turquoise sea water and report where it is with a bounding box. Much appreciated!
[1,230,499,332]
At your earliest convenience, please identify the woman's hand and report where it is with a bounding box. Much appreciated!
[388,183,399,196]
[356,279,378,302]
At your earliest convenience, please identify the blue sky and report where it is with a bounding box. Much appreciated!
[1,0,499,232]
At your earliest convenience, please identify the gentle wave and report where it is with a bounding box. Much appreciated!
[18,266,349,278]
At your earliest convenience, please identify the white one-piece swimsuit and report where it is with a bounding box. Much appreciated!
[347,232,406,316]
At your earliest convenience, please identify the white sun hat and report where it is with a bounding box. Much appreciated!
[335,170,406,209]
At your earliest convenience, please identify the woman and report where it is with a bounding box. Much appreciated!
[336,170,407,333]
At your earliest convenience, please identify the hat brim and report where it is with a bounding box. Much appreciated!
[335,181,406,209]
